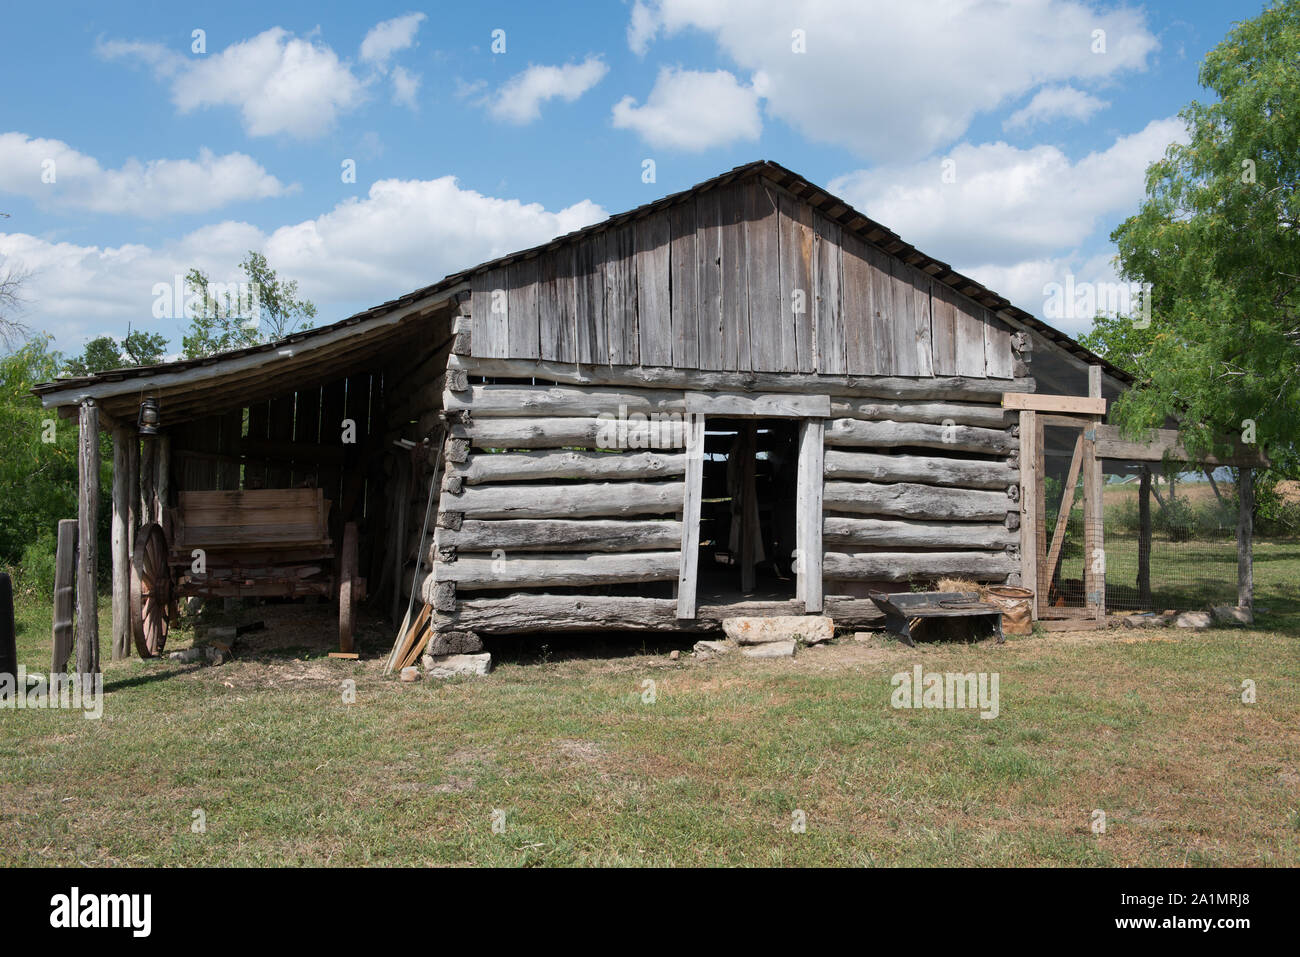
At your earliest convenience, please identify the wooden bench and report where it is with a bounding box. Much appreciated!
[868,591,1004,646]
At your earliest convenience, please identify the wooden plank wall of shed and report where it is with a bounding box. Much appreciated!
[470,179,1015,380]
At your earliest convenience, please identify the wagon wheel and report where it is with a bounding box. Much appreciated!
[131,523,173,658]
[338,522,358,653]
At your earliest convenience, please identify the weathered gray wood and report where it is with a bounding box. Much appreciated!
[696,189,724,370]
[76,401,100,684]
[824,516,1017,549]
[444,383,685,418]
[823,550,1016,582]
[830,398,1010,428]
[720,183,749,371]
[1019,410,1041,617]
[454,481,684,519]
[684,392,830,419]
[954,302,987,378]
[813,213,844,375]
[539,245,577,363]
[746,181,786,372]
[780,193,816,373]
[574,230,607,365]
[636,213,673,367]
[669,202,699,368]
[448,449,686,485]
[984,314,1015,379]
[441,593,685,633]
[126,432,139,560]
[507,258,540,359]
[157,435,171,519]
[889,257,922,376]
[930,281,958,376]
[824,481,1012,520]
[51,519,77,674]
[840,232,879,375]
[825,418,1014,454]
[448,353,1034,401]
[430,550,679,590]
[1083,364,1104,619]
[605,224,639,365]
[823,450,1018,489]
[438,518,682,553]
[472,268,508,359]
[1237,467,1253,609]
[912,273,934,377]
[677,414,705,618]
[796,419,824,612]
[111,427,130,660]
[1093,424,1268,467]
[454,416,692,451]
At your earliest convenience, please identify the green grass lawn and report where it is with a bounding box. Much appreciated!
[2,542,1298,867]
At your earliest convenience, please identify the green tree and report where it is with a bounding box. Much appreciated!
[63,329,169,377]
[181,251,316,359]
[1098,0,1300,473]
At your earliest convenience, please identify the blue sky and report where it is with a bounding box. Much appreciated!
[0,0,1271,356]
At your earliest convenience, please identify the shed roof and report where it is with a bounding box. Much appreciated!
[34,159,1132,416]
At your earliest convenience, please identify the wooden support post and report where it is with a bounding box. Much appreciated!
[739,422,758,594]
[391,455,411,625]
[796,418,825,613]
[126,432,139,560]
[1137,466,1152,608]
[1019,410,1040,619]
[140,436,156,528]
[677,414,705,619]
[110,427,131,660]
[1082,366,1105,620]
[51,519,77,674]
[76,401,101,686]
[1237,467,1254,610]
[157,435,171,521]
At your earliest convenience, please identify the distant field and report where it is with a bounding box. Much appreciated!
[3,535,1298,866]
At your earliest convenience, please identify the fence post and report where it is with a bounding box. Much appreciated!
[76,400,101,688]
[1237,467,1254,610]
[0,572,15,684]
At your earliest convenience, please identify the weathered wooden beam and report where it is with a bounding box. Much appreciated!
[110,427,130,660]
[453,481,684,519]
[448,353,1034,402]
[684,392,831,418]
[1083,366,1105,619]
[436,519,682,553]
[796,419,824,612]
[830,397,1013,428]
[823,550,1016,582]
[1238,467,1253,609]
[156,435,171,521]
[677,415,705,618]
[448,449,686,485]
[823,517,1018,550]
[823,449,1018,490]
[823,481,1013,521]
[824,418,1014,455]
[454,416,692,451]
[429,551,679,590]
[76,401,100,685]
[444,383,686,418]
[1002,392,1106,415]
[1019,410,1041,618]
[1094,424,1269,467]
[51,519,77,674]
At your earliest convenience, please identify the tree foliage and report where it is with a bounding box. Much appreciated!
[62,329,169,377]
[181,251,316,359]
[1093,0,1300,476]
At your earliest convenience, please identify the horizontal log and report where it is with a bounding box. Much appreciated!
[822,550,1016,582]
[823,517,1019,550]
[823,450,1018,489]
[824,481,1012,520]
[427,551,680,590]
[450,354,1034,401]
[444,384,685,417]
[453,417,693,451]
[825,419,1014,454]
[451,481,684,519]
[448,449,686,485]
[436,519,682,553]
[1094,424,1269,467]
[434,593,886,634]
[829,398,1012,428]
[684,392,831,418]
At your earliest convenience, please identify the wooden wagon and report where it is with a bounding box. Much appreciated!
[130,488,365,657]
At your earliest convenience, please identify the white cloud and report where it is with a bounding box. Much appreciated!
[830,118,1186,266]
[98,28,368,139]
[487,57,609,124]
[0,132,292,217]
[391,66,421,109]
[1004,85,1110,130]
[0,177,606,347]
[612,67,761,151]
[627,0,1158,160]
[359,12,426,69]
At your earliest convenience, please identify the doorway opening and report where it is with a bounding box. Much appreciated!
[696,417,800,603]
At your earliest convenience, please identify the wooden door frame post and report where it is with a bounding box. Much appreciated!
[795,418,825,613]
[1019,409,1041,619]
[1082,366,1106,620]
[676,414,705,619]
[110,427,130,660]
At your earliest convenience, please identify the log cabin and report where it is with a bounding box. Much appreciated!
[32,160,1264,669]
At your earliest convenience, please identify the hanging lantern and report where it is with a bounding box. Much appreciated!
[138,397,161,436]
